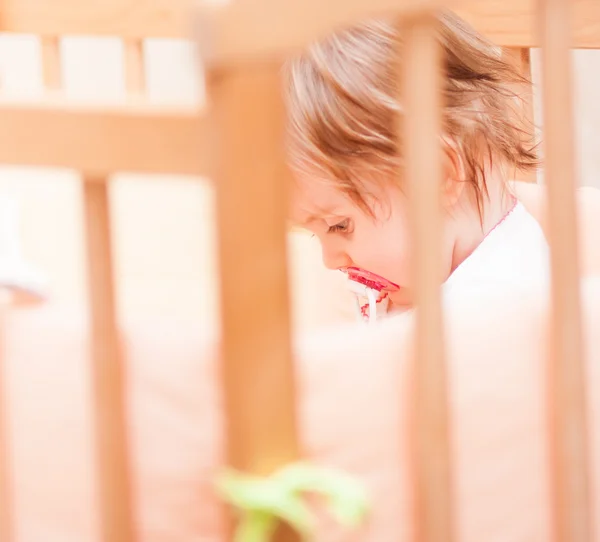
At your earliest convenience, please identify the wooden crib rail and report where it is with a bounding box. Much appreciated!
[196,0,452,66]
[0,0,597,47]
[457,0,600,48]
[0,0,592,542]
[0,0,191,38]
[196,0,600,66]
[0,100,208,176]
[201,2,589,542]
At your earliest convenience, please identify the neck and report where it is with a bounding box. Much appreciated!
[386,171,516,314]
[449,172,515,273]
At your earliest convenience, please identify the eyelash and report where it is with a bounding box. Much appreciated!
[328,219,350,234]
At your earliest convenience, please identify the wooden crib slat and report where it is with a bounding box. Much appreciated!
[83,179,136,542]
[41,36,61,91]
[208,63,299,504]
[402,13,454,542]
[512,47,534,115]
[124,39,146,96]
[538,0,591,541]
[503,47,537,183]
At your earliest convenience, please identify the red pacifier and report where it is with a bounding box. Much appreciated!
[343,267,399,323]
[345,267,399,292]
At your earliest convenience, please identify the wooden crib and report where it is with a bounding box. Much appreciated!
[0,0,598,541]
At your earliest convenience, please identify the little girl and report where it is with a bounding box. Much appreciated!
[285,10,550,321]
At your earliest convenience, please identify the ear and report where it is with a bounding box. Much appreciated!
[440,137,467,209]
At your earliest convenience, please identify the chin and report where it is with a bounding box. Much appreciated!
[387,289,411,309]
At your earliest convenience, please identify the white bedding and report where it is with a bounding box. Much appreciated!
[1,279,599,541]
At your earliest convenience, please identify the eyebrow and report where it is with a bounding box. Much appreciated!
[296,207,345,226]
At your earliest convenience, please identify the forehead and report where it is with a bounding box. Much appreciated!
[289,177,354,225]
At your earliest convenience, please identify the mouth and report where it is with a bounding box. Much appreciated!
[343,267,400,293]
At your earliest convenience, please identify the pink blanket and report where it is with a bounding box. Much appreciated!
[2,279,600,541]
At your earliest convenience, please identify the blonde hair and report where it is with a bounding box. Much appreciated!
[284,10,538,216]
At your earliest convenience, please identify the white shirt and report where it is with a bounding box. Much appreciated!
[360,201,549,321]
[443,201,550,298]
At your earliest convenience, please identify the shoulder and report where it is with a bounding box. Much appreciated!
[510,181,600,277]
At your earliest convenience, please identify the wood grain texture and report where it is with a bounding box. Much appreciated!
[83,179,136,542]
[402,13,454,542]
[538,0,592,541]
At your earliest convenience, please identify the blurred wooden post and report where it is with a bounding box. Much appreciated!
[207,63,299,540]
[402,12,454,542]
[124,39,146,96]
[40,29,137,542]
[0,32,65,542]
[83,178,136,542]
[538,0,591,541]
[41,36,62,91]
[503,46,537,183]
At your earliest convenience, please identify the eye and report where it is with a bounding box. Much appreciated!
[327,218,351,234]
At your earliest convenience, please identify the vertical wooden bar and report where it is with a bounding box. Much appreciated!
[402,13,454,542]
[123,39,146,96]
[517,47,535,136]
[0,310,14,542]
[503,47,537,183]
[41,36,62,91]
[83,179,136,542]
[538,1,591,541]
[208,63,299,539]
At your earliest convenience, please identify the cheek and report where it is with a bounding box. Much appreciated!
[440,215,458,280]
[370,210,456,287]
[352,214,412,285]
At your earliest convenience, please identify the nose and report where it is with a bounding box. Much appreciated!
[321,242,352,271]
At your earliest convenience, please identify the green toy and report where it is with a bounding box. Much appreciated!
[215,461,371,542]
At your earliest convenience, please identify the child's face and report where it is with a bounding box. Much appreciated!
[291,177,455,309]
